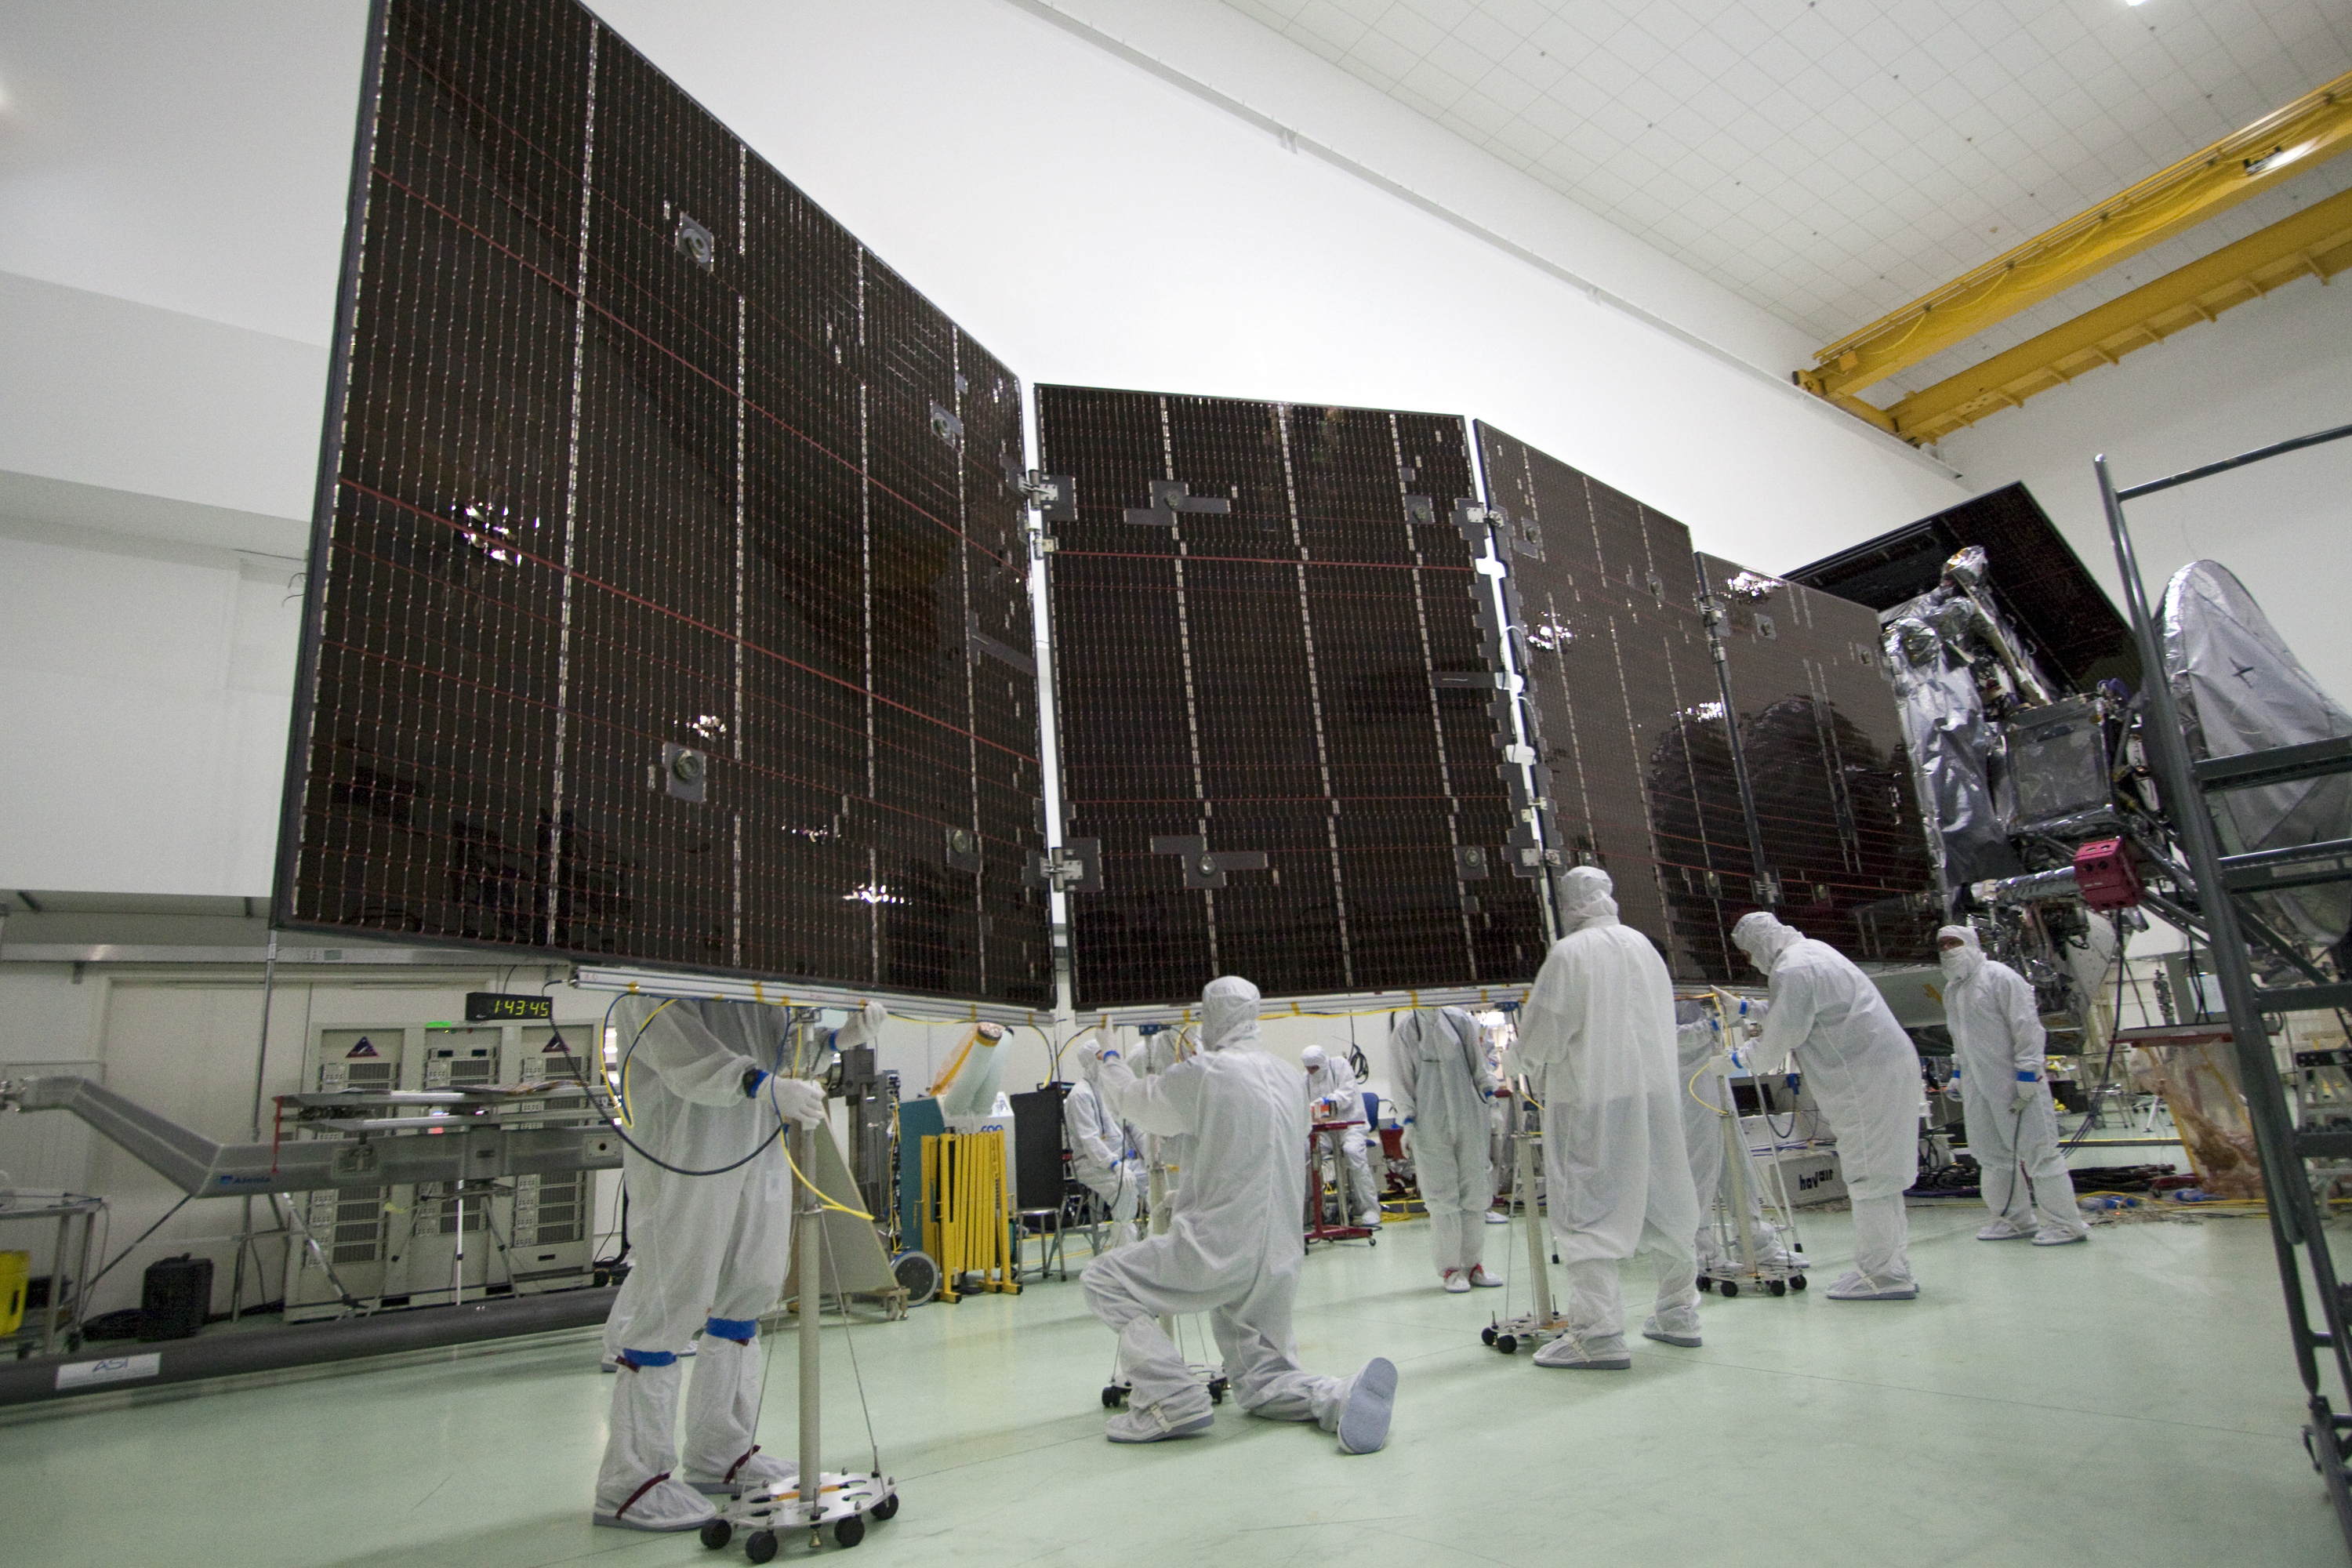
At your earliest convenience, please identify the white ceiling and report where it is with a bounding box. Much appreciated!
[1214,0,2352,354]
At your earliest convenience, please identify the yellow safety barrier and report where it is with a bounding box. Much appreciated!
[920,1131,1020,1303]
[0,1250,27,1336]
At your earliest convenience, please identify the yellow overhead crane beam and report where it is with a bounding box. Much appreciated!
[1883,185,2352,444]
[1798,69,2352,409]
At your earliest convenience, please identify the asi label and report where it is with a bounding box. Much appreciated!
[56,1353,162,1390]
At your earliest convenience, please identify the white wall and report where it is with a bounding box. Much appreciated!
[0,519,300,893]
[1938,271,2352,704]
[0,0,1970,899]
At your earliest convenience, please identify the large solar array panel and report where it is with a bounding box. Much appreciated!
[1475,425,1755,983]
[1697,553,1940,964]
[275,0,1050,1004]
[1787,481,2141,693]
[1040,387,1548,1009]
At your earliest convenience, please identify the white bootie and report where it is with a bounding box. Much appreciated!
[1466,1265,1504,1288]
[681,1334,779,1495]
[1106,1397,1214,1443]
[1442,1269,1472,1294]
[1533,1331,1631,1370]
[593,1358,718,1530]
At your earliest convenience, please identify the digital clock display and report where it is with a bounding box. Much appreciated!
[465,993,553,1022]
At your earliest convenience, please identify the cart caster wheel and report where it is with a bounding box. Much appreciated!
[701,1519,733,1550]
[1100,1384,1123,1409]
[745,1530,778,1564]
[1480,1326,1497,1346]
[1697,1277,1714,1294]
[1720,1280,1740,1298]
[1788,1273,1806,1291]
[1495,1334,1518,1356]
[834,1515,866,1549]
[1208,1377,1229,1405]
[870,1493,900,1522]
[1769,1279,1788,1298]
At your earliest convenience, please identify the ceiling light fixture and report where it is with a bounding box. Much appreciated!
[2245,139,2315,176]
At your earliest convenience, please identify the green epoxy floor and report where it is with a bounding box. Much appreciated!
[5,1204,2346,1566]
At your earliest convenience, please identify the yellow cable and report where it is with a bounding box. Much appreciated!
[927,1025,981,1099]
[1686,1055,1728,1115]
[608,996,677,1129]
[779,1134,873,1220]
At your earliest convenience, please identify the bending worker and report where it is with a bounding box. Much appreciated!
[593,996,880,1531]
[1513,867,1701,1369]
[1065,1066,1143,1250]
[1076,976,1396,1452]
[1732,912,1923,1301]
[1390,1006,1502,1292]
[1938,925,2089,1245]
[1300,1043,1381,1225]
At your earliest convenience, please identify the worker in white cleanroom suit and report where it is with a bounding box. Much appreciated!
[591,996,880,1531]
[1390,1006,1501,1291]
[1938,925,2089,1245]
[1076,977,1396,1452]
[1675,1011,1789,1273]
[1732,911,1923,1301]
[1512,867,1701,1368]
[1065,1073,1142,1250]
[1300,1043,1381,1225]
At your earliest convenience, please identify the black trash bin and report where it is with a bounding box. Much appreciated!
[139,1254,214,1342]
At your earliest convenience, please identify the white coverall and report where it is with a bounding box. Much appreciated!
[1675,1018,1786,1270]
[1733,913,1923,1299]
[1389,1007,1496,1283]
[1939,926,2089,1243]
[1515,869,1701,1360]
[1078,978,1394,1452]
[1301,1046,1381,1224]
[1064,1077,1142,1248]
[592,996,845,1530]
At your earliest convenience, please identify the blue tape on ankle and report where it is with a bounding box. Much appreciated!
[706,1317,757,1344]
[619,1349,677,1369]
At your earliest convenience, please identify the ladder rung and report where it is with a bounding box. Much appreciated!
[2259,982,2352,1016]
[2223,838,2352,894]
[2198,736,2352,793]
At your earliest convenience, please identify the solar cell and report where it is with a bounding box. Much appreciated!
[1475,424,1754,982]
[1040,388,1547,1009]
[1697,554,1941,965]
[277,0,1050,1004]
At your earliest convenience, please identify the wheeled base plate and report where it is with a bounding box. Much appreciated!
[1480,1314,1573,1356]
[1100,1369,1230,1408]
[1697,1264,1808,1299]
[700,1472,900,1559]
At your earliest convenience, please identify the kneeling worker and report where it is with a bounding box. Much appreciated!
[1077,976,1396,1451]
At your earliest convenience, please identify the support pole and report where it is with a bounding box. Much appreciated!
[233,930,281,1320]
[797,1123,822,1519]
[1517,1102,1552,1324]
